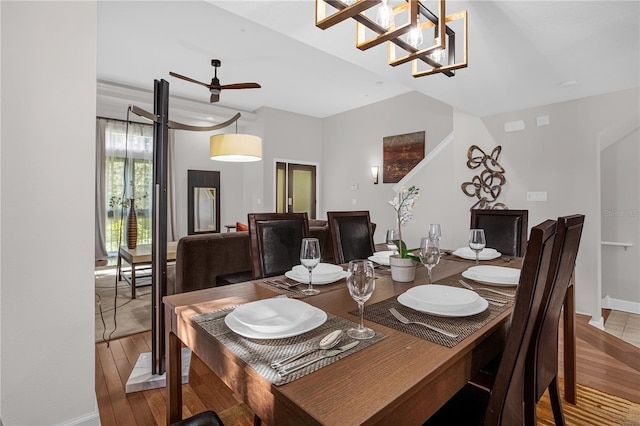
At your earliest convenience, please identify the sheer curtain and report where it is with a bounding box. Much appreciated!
[95,118,177,263]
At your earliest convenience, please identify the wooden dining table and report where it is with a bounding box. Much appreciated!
[163,256,575,425]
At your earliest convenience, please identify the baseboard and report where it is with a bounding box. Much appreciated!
[589,315,605,330]
[55,407,100,426]
[601,295,640,314]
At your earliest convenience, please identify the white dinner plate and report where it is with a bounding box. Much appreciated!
[285,270,350,285]
[462,265,521,286]
[291,263,343,278]
[405,284,479,313]
[368,250,394,266]
[452,247,502,261]
[225,304,327,339]
[397,292,489,317]
[232,298,318,333]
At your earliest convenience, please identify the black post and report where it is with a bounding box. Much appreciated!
[151,79,169,375]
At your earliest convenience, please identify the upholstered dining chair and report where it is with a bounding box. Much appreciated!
[424,219,558,425]
[525,214,585,426]
[248,212,310,279]
[326,210,376,264]
[470,209,529,257]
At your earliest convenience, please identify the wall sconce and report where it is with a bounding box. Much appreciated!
[371,166,379,184]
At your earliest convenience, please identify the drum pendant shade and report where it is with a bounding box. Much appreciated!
[210,133,262,162]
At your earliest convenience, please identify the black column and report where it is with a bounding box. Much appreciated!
[152,79,169,375]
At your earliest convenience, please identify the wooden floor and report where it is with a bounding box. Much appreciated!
[96,313,640,425]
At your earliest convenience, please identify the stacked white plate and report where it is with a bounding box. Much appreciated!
[285,263,348,284]
[397,284,489,317]
[225,298,327,339]
[368,250,394,266]
[452,247,502,261]
[462,265,521,286]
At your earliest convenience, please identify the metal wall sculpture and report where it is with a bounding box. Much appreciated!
[461,145,508,210]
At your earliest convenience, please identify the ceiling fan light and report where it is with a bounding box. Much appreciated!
[210,88,221,95]
[210,133,262,162]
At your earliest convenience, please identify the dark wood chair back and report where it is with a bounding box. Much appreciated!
[525,214,585,425]
[483,219,558,425]
[248,212,310,279]
[470,209,529,257]
[327,211,376,264]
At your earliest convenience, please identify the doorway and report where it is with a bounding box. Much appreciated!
[276,161,317,219]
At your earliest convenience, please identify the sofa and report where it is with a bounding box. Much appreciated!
[167,219,334,295]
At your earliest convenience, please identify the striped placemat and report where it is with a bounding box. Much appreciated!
[192,307,385,386]
[257,275,349,298]
[353,273,514,348]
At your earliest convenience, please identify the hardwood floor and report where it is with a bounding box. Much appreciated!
[96,313,640,425]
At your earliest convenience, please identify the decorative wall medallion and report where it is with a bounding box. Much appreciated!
[383,131,425,183]
[461,145,508,210]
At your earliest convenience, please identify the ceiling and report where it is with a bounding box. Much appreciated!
[97,1,639,119]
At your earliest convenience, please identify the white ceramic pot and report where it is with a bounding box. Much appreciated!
[388,255,417,282]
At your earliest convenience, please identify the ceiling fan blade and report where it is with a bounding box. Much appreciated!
[210,93,220,103]
[169,72,211,89]
[220,83,261,90]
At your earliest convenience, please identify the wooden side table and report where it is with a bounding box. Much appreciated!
[116,242,178,299]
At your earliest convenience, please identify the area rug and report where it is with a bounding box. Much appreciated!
[537,379,640,425]
[95,268,151,343]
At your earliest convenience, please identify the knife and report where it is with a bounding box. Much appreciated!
[279,341,360,376]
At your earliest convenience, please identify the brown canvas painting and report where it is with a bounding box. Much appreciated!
[383,131,425,183]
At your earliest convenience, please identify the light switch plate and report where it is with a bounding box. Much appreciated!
[527,191,548,202]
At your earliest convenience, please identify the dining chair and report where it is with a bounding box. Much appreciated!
[424,219,558,425]
[248,212,310,279]
[525,214,585,426]
[470,209,529,257]
[326,210,376,264]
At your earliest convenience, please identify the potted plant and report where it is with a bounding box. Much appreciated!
[387,185,420,282]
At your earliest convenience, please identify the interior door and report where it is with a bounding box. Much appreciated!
[275,162,316,219]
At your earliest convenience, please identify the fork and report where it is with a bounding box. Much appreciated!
[389,308,458,338]
[458,280,515,298]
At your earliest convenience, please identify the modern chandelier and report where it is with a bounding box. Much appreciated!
[315,0,468,77]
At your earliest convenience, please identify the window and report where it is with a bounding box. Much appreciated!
[102,120,153,254]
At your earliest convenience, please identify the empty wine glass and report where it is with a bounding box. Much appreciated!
[428,224,442,241]
[419,237,441,284]
[469,229,486,265]
[346,260,376,340]
[300,237,321,296]
[386,229,399,254]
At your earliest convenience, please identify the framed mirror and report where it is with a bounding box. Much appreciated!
[188,170,221,235]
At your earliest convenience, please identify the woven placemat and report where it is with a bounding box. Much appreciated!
[192,307,385,386]
[352,273,514,348]
[257,276,349,298]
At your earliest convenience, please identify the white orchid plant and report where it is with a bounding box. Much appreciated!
[388,185,420,260]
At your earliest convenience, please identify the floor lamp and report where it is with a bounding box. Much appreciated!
[124,79,241,392]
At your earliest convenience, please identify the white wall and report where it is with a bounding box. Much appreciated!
[321,87,640,323]
[601,128,640,310]
[254,107,324,215]
[480,88,640,322]
[1,2,98,425]
[322,91,454,248]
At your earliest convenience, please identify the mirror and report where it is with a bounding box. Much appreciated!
[193,187,217,232]
[188,170,221,235]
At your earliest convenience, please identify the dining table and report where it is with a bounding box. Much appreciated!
[163,253,575,425]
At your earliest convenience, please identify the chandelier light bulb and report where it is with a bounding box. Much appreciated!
[407,22,423,48]
[376,0,392,29]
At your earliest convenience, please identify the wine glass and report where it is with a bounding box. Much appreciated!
[300,238,321,296]
[346,260,376,339]
[386,229,399,254]
[419,237,441,284]
[428,224,442,241]
[469,229,486,265]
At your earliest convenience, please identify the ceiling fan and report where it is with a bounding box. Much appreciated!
[169,59,261,103]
